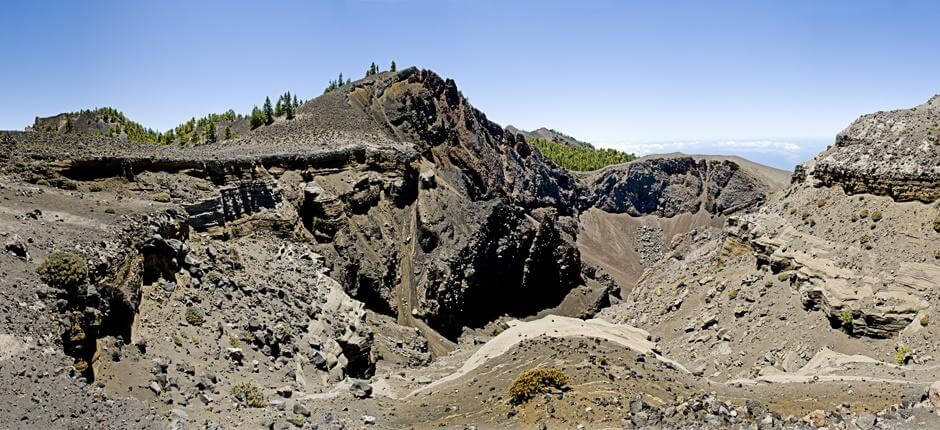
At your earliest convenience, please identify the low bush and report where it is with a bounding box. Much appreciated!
[508,367,570,404]
[839,309,853,326]
[231,381,267,407]
[37,251,88,291]
[185,306,205,326]
[151,192,171,203]
[895,345,913,366]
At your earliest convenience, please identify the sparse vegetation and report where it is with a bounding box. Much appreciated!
[508,367,570,404]
[921,314,930,327]
[727,288,739,299]
[859,209,869,219]
[529,138,636,171]
[894,345,912,365]
[151,192,171,202]
[870,210,882,222]
[816,198,827,207]
[323,72,351,93]
[839,309,853,326]
[231,381,267,408]
[185,306,205,326]
[37,251,88,291]
[366,62,378,76]
[250,106,264,129]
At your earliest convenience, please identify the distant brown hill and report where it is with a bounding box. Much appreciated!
[505,125,593,148]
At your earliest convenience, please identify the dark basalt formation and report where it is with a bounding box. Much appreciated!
[582,157,770,217]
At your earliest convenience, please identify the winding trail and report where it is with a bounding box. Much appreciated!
[407,315,688,398]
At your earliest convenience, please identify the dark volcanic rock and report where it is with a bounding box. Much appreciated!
[583,156,769,217]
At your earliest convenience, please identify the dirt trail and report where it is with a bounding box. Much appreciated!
[397,199,455,357]
[407,315,688,398]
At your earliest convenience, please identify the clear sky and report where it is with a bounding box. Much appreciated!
[2,1,938,169]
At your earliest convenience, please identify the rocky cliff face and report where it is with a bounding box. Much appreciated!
[582,156,771,217]
[2,68,782,346]
[808,94,940,202]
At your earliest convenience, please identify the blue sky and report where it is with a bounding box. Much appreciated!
[2,1,938,169]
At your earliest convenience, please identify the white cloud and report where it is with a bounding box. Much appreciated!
[613,139,804,161]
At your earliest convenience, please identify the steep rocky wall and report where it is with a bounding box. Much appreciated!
[348,68,581,213]
[582,157,770,217]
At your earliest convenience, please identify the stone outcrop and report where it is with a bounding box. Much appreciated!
[582,157,770,217]
[806,94,940,202]
[728,214,934,338]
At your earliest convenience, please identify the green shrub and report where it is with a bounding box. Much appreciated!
[231,381,267,407]
[37,251,88,290]
[839,309,853,326]
[727,288,739,299]
[185,306,205,326]
[895,345,912,366]
[151,192,171,203]
[508,367,570,404]
[529,138,635,171]
[870,210,882,222]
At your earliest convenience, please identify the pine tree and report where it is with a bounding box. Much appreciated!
[292,94,299,108]
[263,97,274,125]
[250,106,264,129]
[65,116,73,133]
[275,96,284,117]
[205,121,217,144]
[338,73,344,85]
[164,129,175,144]
[390,61,396,72]
[224,126,234,140]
